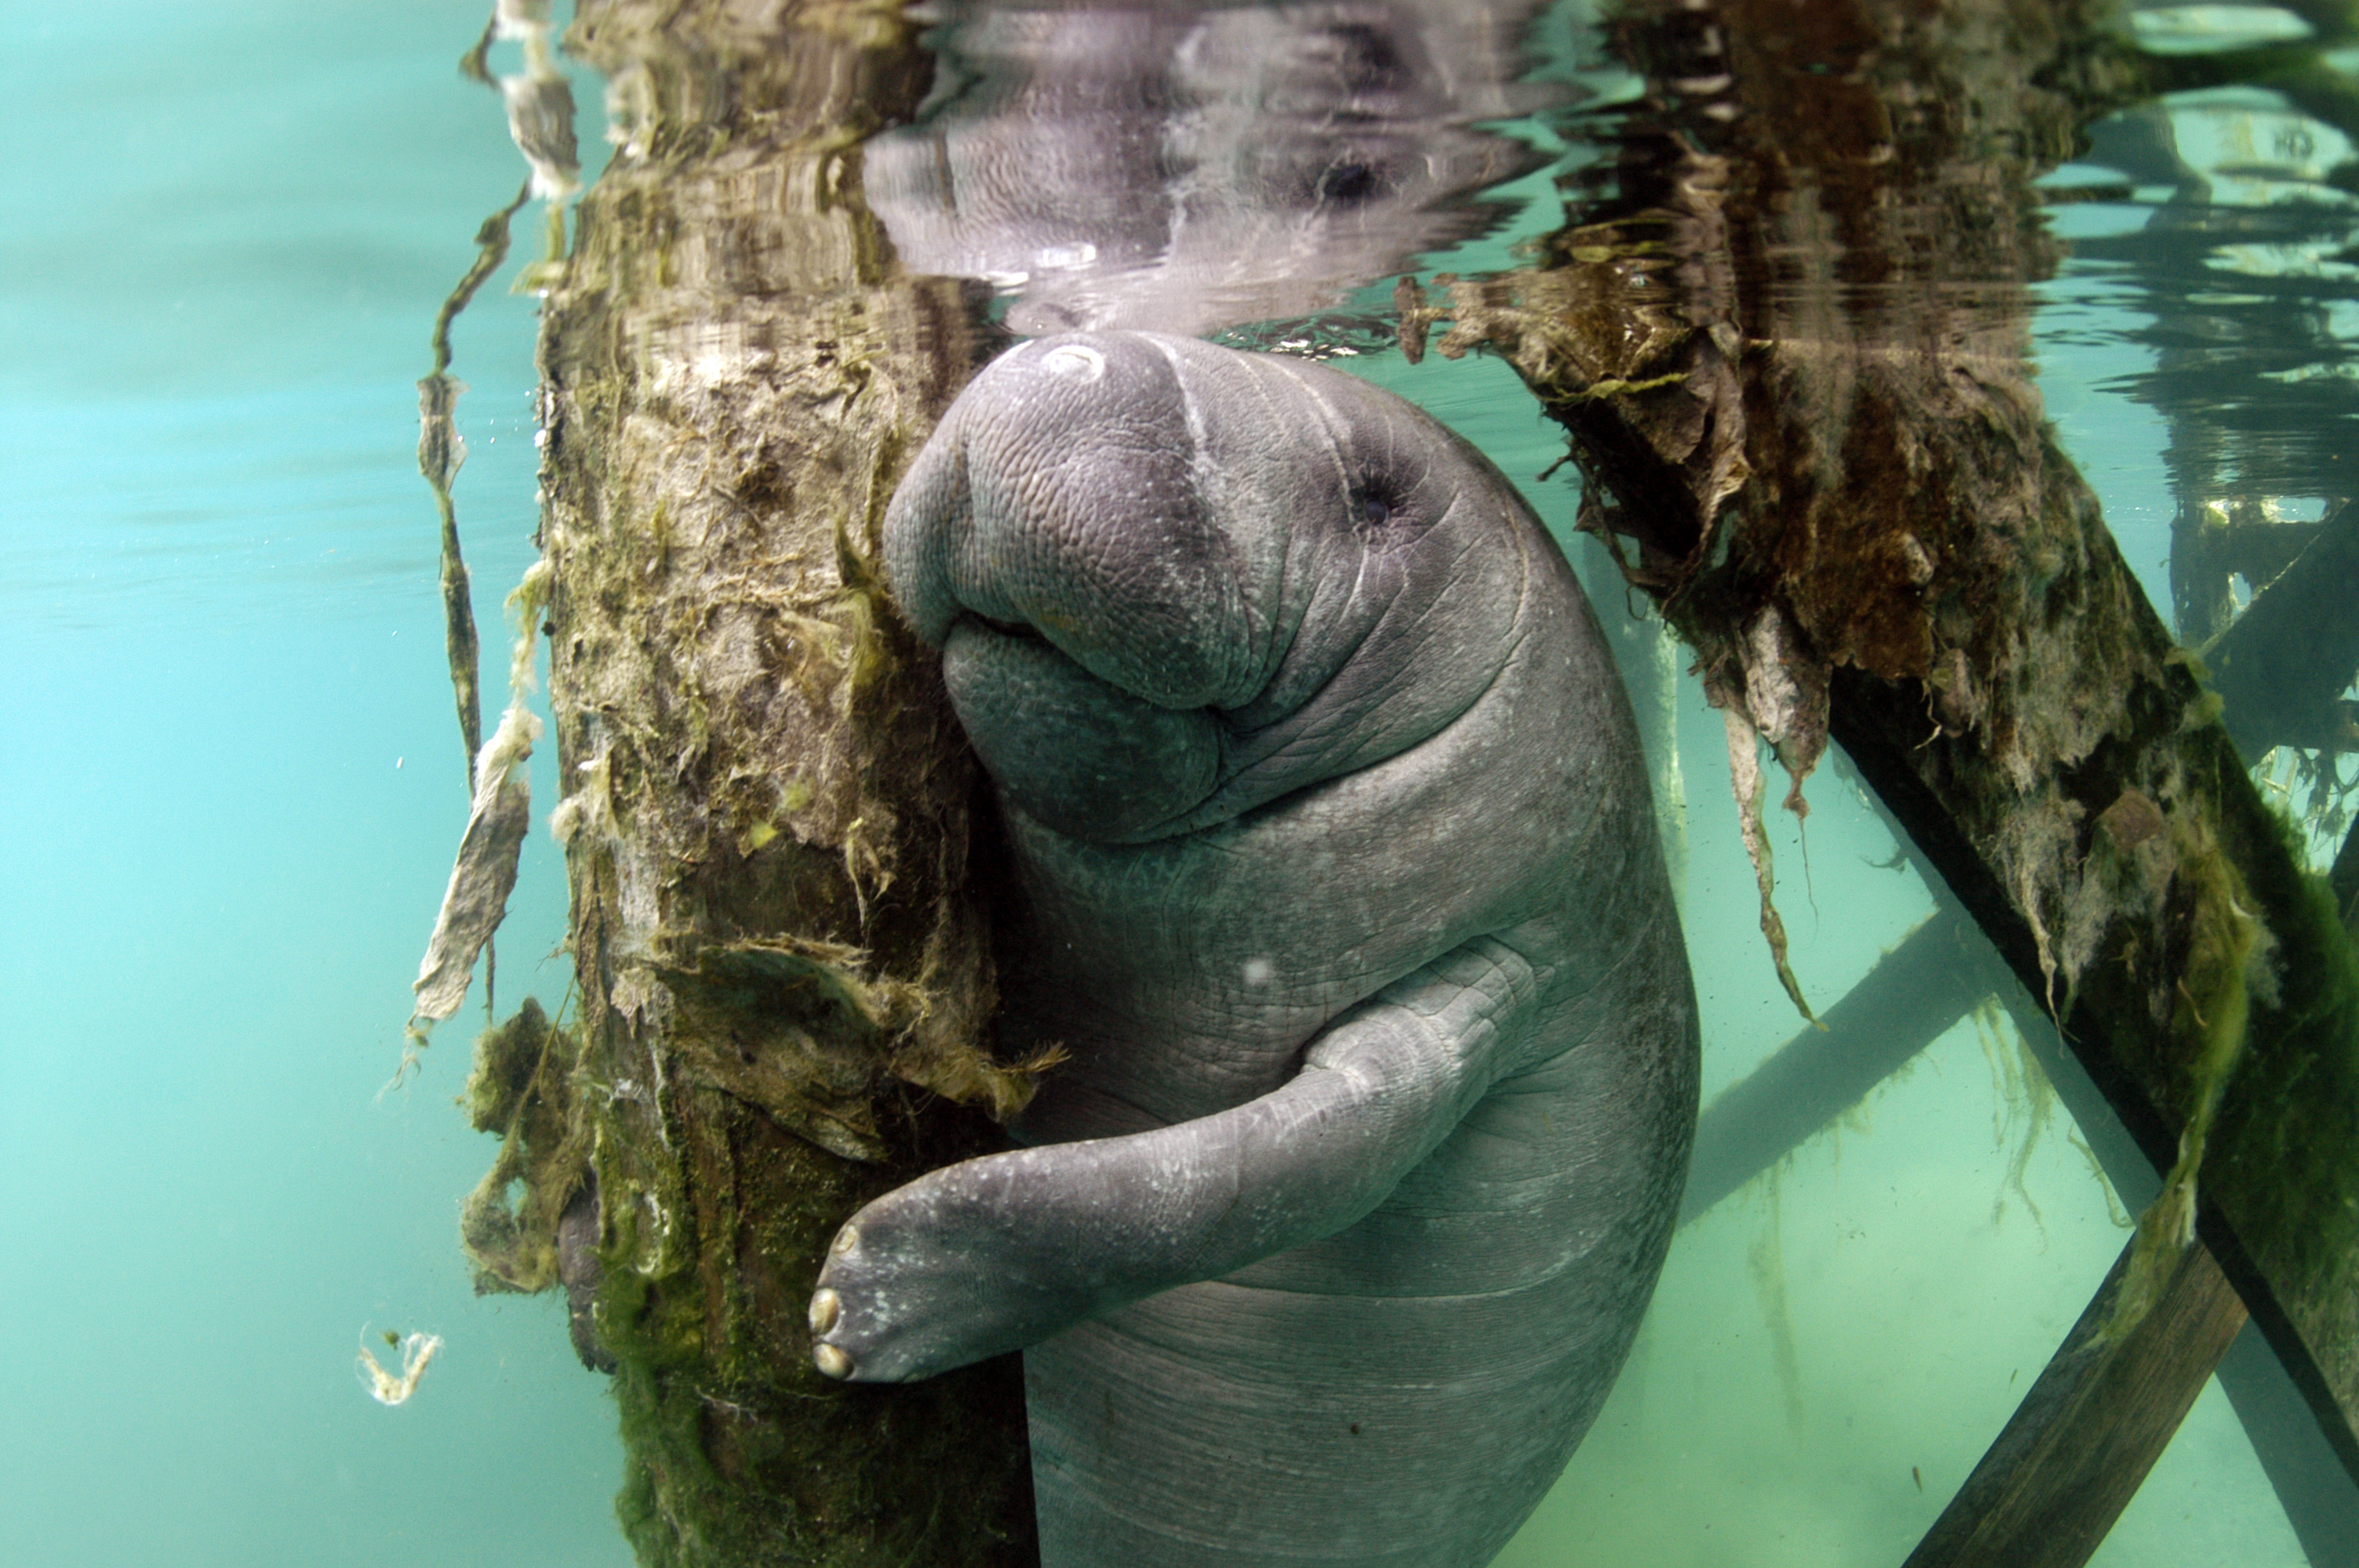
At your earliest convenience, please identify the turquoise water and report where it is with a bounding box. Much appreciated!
[3,5,625,1563]
[1,3,2341,1565]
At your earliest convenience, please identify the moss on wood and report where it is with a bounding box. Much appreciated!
[461,996,591,1295]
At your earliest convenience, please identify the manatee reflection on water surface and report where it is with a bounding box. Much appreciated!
[867,1,1565,338]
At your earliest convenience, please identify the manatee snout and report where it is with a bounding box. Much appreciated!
[886,333,1297,840]
[940,619,1220,840]
[887,330,1538,844]
[885,334,1270,712]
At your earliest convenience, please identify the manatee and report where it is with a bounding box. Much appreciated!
[811,331,1697,1568]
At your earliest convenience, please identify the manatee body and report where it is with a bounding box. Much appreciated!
[812,332,1697,1568]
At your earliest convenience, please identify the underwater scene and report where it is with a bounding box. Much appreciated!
[4,1,2355,1565]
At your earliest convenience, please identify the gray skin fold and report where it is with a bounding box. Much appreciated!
[815,332,1697,1568]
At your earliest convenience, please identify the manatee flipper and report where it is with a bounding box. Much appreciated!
[810,938,1542,1383]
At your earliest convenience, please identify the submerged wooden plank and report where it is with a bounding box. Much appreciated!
[1903,1235,2248,1568]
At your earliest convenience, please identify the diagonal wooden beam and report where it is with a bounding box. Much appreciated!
[1903,1234,2248,1568]
[1833,667,2359,1494]
[1411,0,2359,1496]
[1673,734,2358,1561]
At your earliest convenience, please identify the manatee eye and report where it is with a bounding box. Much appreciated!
[1361,496,1391,528]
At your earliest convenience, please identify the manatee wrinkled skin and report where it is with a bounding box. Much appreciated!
[812,332,1697,1568]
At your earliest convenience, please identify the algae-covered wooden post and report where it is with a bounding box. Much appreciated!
[1402,0,2359,1529]
[500,2,1039,1562]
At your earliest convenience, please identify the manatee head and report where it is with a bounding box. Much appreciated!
[884,330,1534,843]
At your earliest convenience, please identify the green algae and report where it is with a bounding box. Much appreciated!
[460,996,592,1295]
